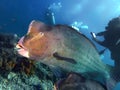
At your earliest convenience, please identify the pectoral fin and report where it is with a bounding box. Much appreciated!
[49,66,67,78]
[53,52,77,64]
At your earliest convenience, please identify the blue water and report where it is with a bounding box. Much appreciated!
[0,0,120,89]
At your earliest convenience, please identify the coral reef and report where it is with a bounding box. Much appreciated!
[0,33,55,90]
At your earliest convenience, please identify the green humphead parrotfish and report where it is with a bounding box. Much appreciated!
[16,20,119,90]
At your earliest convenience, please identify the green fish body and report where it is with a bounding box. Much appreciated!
[16,20,116,89]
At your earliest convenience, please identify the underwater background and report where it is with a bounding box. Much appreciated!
[0,0,120,90]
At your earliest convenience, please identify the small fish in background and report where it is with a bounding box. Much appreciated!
[48,2,62,12]
[70,21,88,32]
[46,2,62,25]
[16,20,119,90]
[80,25,88,29]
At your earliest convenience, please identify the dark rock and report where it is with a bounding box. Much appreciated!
[54,73,107,90]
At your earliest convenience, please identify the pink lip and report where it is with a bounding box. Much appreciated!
[16,36,29,58]
[18,36,25,47]
[17,36,28,50]
[17,48,29,58]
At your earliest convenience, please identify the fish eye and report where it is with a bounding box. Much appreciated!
[39,32,44,36]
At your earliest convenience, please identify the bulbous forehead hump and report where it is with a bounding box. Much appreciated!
[27,20,52,36]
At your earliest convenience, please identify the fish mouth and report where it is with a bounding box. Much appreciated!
[15,44,29,58]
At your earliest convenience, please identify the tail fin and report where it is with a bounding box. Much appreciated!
[106,64,120,90]
[106,78,117,90]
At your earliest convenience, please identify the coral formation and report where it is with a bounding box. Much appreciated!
[0,33,55,90]
[0,33,35,75]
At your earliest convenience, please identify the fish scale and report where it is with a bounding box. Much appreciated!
[56,25,110,78]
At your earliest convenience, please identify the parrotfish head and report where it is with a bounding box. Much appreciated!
[16,20,55,60]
